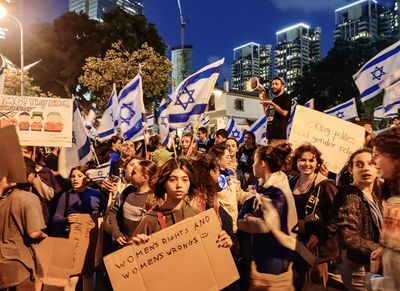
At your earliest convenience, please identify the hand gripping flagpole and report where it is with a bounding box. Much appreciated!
[186,112,204,156]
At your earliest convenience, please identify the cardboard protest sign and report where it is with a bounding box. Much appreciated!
[0,125,26,183]
[104,209,239,291]
[34,237,75,287]
[0,95,73,147]
[288,105,365,173]
[68,214,96,275]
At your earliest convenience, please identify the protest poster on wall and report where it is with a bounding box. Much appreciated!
[104,209,239,291]
[288,105,365,174]
[0,95,73,146]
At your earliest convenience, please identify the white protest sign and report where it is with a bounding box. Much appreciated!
[0,95,72,146]
[288,105,365,173]
[104,209,239,291]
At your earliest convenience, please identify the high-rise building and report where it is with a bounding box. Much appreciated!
[231,42,260,91]
[171,45,193,91]
[334,0,378,40]
[69,0,143,20]
[259,44,273,89]
[379,0,400,37]
[274,23,321,93]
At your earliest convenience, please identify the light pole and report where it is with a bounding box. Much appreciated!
[0,6,24,96]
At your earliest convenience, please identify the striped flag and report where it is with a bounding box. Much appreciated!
[158,98,170,145]
[353,40,400,102]
[168,59,224,130]
[249,115,268,145]
[323,98,358,121]
[225,117,244,144]
[199,112,210,127]
[97,84,119,141]
[117,74,146,141]
[86,162,111,182]
[58,101,92,178]
[146,113,154,130]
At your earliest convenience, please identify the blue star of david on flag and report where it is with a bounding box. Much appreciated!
[225,117,244,144]
[120,103,136,126]
[232,129,241,139]
[175,88,195,110]
[335,111,345,119]
[371,66,385,81]
[160,116,168,127]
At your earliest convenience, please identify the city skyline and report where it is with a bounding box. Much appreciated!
[5,0,398,85]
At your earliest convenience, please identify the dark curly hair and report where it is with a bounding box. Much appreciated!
[291,143,324,173]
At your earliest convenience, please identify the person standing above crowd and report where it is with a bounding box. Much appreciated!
[260,77,291,147]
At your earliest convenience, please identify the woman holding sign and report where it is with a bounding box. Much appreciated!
[53,165,107,291]
[133,157,232,247]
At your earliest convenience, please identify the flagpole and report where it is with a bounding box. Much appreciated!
[91,144,100,166]
[186,112,204,156]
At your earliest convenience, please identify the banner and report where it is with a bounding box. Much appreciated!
[288,106,365,173]
[0,95,73,146]
[104,209,239,291]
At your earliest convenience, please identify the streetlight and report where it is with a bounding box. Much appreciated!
[0,5,24,96]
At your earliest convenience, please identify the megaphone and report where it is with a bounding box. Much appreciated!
[246,77,265,92]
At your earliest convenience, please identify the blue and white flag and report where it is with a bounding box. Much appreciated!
[86,162,111,182]
[286,100,298,139]
[84,103,97,131]
[353,40,400,102]
[373,105,397,120]
[117,74,146,141]
[183,122,192,133]
[168,58,224,129]
[146,113,154,130]
[304,98,314,109]
[225,117,244,144]
[380,71,400,115]
[249,115,268,145]
[158,98,170,146]
[199,112,210,127]
[58,101,93,178]
[323,98,358,121]
[97,84,119,141]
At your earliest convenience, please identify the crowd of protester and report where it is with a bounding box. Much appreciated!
[1,119,400,291]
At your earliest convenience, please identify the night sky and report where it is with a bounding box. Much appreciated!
[16,0,396,82]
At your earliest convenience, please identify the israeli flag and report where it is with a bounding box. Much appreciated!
[168,58,224,129]
[323,98,358,121]
[84,103,97,131]
[146,113,154,130]
[158,98,170,146]
[353,40,400,102]
[118,74,145,141]
[373,105,397,121]
[380,71,400,116]
[58,101,93,178]
[97,84,119,141]
[183,122,192,133]
[225,117,244,144]
[249,115,268,145]
[286,100,298,139]
[86,162,111,182]
[199,112,210,127]
[304,98,314,109]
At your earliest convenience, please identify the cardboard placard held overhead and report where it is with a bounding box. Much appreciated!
[0,125,26,183]
[33,237,75,287]
[288,106,365,173]
[104,209,239,291]
[69,214,96,275]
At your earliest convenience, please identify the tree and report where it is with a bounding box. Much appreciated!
[3,69,59,97]
[292,37,398,118]
[79,42,172,110]
[0,8,167,99]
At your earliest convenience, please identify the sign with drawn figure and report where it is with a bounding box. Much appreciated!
[104,209,239,291]
[288,105,365,174]
[0,95,73,146]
